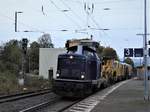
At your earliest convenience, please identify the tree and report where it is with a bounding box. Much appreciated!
[38,33,54,48]
[29,41,40,72]
[96,46,104,59]
[102,47,118,60]
[124,57,134,67]
[1,39,22,74]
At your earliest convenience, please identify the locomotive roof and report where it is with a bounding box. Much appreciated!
[66,39,99,48]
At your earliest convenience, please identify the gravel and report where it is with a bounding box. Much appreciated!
[0,92,59,112]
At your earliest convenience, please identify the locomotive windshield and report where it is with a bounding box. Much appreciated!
[67,45,96,56]
[67,46,78,54]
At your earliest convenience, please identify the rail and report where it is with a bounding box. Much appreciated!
[0,89,51,103]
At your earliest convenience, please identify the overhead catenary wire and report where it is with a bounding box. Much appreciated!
[1,0,83,33]
[89,14,112,40]
[0,12,42,32]
[0,0,144,39]
[82,1,110,39]
[83,1,110,38]
[65,0,83,4]
[48,0,82,29]
[0,11,75,33]
[85,0,141,4]
[64,0,140,4]
[59,0,85,24]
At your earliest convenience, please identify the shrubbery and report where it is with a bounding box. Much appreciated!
[0,71,50,95]
[0,38,53,95]
[0,71,18,95]
[24,75,50,90]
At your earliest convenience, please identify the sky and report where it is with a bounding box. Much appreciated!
[0,0,149,59]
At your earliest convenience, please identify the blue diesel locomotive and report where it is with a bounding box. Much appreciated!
[52,41,103,97]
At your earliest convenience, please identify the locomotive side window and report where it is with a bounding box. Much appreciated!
[83,50,94,57]
[82,46,96,58]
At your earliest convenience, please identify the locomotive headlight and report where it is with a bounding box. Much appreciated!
[56,73,60,77]
[70,55,73,59]
[81,75,85,79]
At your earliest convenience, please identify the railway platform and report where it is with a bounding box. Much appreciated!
[92,78,150,112]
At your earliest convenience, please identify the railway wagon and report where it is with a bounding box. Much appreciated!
[122,63,132,79]
[102,59,132,84]
[52,40,103,97]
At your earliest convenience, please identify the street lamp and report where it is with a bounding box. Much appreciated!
[15,11,23,32]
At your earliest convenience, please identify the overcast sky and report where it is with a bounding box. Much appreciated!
[0,0,149,58]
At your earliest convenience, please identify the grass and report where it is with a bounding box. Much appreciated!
[0,71,19,95]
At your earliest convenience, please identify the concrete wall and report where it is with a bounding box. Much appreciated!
[137,67,144,80]
[136,67,150,80]
[39,48,66,79]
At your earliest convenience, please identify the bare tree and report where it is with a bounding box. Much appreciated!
[38,33,54,48]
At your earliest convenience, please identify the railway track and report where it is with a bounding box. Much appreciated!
[19,98,81,112]
[0,80,131,112]
[18,92,101,112]
[58,100,82,112]
[17,87,106,112]
[19,96,61,112]
[0,89,51,103]
[18,80,130,112]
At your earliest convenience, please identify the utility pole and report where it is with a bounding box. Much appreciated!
[137,0,150,101]
[143,0,149,101]
[137,0,149,101]
[137,33,149,100]
[15,11,23,32]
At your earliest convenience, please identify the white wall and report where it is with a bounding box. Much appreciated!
[39,48,66,79]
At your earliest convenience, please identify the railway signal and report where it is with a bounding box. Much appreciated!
[19,38,28,86]
[22,38,28,54]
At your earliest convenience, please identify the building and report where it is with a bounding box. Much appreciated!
[39,48,66,79]
[136,57,150,80]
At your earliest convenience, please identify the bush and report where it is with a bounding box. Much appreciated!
[0,71,51,94]
[24,75,50,90]
[0,71,18,94]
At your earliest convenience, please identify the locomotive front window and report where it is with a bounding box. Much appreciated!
[67,50,77,54]
[67,46,77,54]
